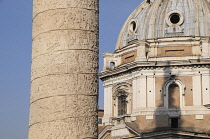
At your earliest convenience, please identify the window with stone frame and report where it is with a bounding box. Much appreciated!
[118,94,127,116]
[112,83,131,117]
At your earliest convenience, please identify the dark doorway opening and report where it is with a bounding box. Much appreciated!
[171,118,179,128]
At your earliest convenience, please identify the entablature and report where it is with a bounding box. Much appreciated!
[99,60,210,82]
[102,37,210,72]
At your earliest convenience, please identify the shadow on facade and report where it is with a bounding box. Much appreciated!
[152,61,194,138]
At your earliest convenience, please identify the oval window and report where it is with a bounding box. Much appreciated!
[129,20,137,33]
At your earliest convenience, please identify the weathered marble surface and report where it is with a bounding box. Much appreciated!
[29,0,99,138]
[116,0,210,49]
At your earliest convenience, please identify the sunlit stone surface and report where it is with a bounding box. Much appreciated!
[29,0,99,138]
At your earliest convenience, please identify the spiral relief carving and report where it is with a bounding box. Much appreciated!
[29,0,99,138]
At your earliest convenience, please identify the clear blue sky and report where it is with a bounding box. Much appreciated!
[0,0,143,138]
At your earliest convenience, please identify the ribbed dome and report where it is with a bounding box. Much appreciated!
[116,0,210,50]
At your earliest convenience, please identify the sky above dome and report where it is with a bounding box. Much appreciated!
[0,0,143,138]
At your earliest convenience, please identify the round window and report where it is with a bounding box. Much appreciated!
[170,13,180,24]
[166,10,184,26]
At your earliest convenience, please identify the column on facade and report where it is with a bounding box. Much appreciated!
[147,76,155,107]
[136,42,147,61]
[132,77,138,113]
[202,73,210,105]
[139,76,147,108]
[103,85,112,124]
[201,39,210,58]
[193,73,202,106]
[136,77,141,110]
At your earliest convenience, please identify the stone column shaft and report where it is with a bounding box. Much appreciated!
[29,0,99,138]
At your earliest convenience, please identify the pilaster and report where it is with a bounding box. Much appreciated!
[193,73,202,106]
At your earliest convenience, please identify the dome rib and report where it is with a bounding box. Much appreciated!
[115,0,210,50]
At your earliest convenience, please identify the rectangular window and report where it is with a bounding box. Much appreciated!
[98,118,102,124]
[118,95,127,116]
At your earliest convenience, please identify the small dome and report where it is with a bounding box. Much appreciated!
[116,0,210,50]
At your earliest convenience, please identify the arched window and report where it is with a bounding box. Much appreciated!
[112,83,131,117]
[118,94,127,116]
[110,62,115,69]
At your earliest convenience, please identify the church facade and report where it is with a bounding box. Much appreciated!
[99,0,210,138]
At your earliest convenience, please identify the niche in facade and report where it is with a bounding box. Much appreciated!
[168,83,180,108]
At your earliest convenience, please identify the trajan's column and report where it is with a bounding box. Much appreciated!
[29,0,99,138]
